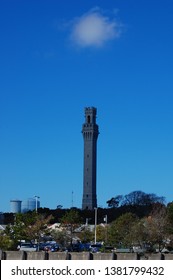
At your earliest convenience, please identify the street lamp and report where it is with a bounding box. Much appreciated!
[34,196,40,213]
[34,195,40,249]
[94,207,97,244]
[104,215,108,243]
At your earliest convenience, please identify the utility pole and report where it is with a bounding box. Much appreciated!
[104,215,108,243]
[34,195,40,250]
[94,207,98,244]
[72,191,74,208]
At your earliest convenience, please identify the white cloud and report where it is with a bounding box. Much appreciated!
[70,8,122,48]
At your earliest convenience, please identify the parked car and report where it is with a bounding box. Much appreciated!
[18,242,38,252]
[38,243,48,251]
[157,248,173,254]
[43,243,60,252]
[114,248,132,253]
[89,243,102,253]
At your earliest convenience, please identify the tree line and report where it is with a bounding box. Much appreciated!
[1,190,173,252]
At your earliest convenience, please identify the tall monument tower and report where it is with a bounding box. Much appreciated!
[82,107,99,210]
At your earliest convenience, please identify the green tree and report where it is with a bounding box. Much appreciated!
[5,212,52,248]
[106,195,123,208]
[78,228,94,243]
[60,209,82,246]
[129,218,149,250]
[50,229,69,247]
[108,213,138,248]
[96,225,107,243]
[122,191,165,206]
[0,233,13,250]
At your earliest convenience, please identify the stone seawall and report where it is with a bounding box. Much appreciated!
[1,250,173,260]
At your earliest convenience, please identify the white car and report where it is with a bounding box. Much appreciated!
[18,243,37,251]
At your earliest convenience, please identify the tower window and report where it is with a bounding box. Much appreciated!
[87,115,90,124]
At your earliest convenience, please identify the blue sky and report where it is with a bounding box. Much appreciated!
[0,0,173,212]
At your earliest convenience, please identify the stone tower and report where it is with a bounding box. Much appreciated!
[82,107,99,210]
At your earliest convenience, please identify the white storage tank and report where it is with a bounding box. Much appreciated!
[10,199,22,213]
[22,198,40,213]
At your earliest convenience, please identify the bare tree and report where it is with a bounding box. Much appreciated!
[144,204,169,251]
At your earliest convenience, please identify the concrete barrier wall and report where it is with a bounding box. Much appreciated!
[4,251,26,260]
[92,252,115,260]
[116,253,138,260]
[69,252,92,260]
[139,253,164,260]
[163,254,173,260]
[26,251,47,260]
[48,252,69,260]
[0,250,4,260]
[1,251,173,260]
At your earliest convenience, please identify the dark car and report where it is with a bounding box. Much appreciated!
[89,243,102,253]
[44,243,60,252]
